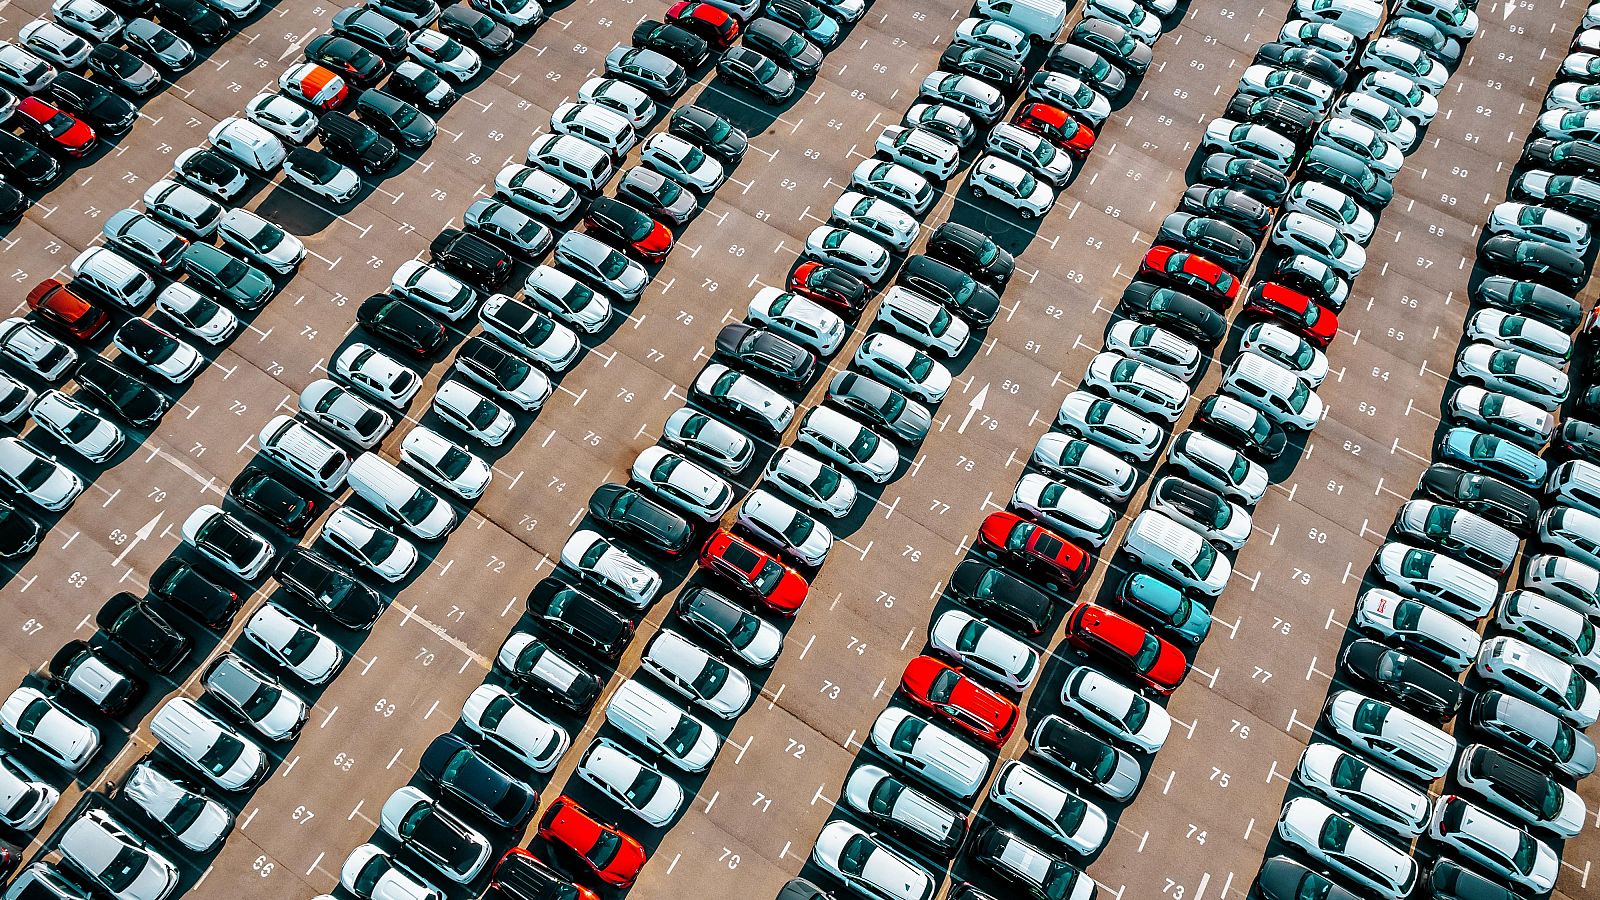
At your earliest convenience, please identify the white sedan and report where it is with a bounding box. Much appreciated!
[736,488,833,566]
[852,333,951,402]
[218,208,305,274]
[121,761,233,851]
[1,687,98,771]
[460,684,569,773]
[430,381,514,446]
[1271,212,1367,278]
[155,284,239,345]
[0,437,83,510]
[575,739,686,827]
[244,93,316,143]
[640,133,726,192]
[29,390,123,462]
[1168,431,1269,505]
[400,426,492,499]
[340,844,445,900]
[407,30,481,82]
[320,506,420,582]
[632,445,733,520]
[559,529,661,609]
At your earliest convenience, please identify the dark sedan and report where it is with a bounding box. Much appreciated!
[1197,152,1289,204]
[439,5,515,55]
[948,559,1055,634]
[1118,280,1227,345]
[669,107,747,166]
[716,46,795,103]
[96,592,191,673]
[742,17,822,76]
[1042,43,1126,95]
[927,221,1014,286]
[1473,276,1582,331]
[48,72,137,135]
[938,44,1024,93]
[1479,234,1587,293]
[631,19,709,67]
[228,468,318,535]
[1178,185,1272,236]
[1417,462,1540,534]
[274,548,384,629]
[1068,18,1151,73]
[1224,94,1316,144]
[1521,137,1600,177]
[304,34,389,86]
[152,0,231,44]
[715,322,816,385]
[418,733,537,827]
[897,255,999,325]
[149,558,241,627]
[74,358,169,428]
[357,294,449,357]
[1302,144,1393,208]
[587,482,695,555]
[1257,857,1361,900]
[1253,41,1346,88]
[1156,212,1256,273]
[1340,638,1463,720]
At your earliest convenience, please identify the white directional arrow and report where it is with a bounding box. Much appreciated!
[1503,1,1514,20]
[957,384,989,434]
[112,513,161,569]
[279,27,320,62]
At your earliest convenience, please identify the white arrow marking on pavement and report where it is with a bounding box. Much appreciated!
[957,384,989,434]
[112,513,162,568]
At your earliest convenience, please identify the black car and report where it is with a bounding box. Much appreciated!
[1302,144,1393,208]
[151,0,230,43]
[1197,152,1289,205]
[1194,394,1287,459]
[669,106,750,164]
[439,5,515,55]
[358,294,449,357]
[526,578,634,659]
[1150,476,1235,535]
[1555,418,1600,460]
[1340,638,1462,720]
[1042,43,1126,95]
[173,148,246,201]
[675,586,778,666]
[356,89,436,147]
[1479,234,1587,293]
[1425,858,1522,900]
[496,634,600,712]
[1458,744,1565,821]
[49,641,142,715]
[741,17,822,76]
[938,44,1025,93]
[927,222,1014,286]
[454,336,541,404]
[793,262,868,318]
[87,42,160,94]
[632,19,710,67]
[0,498,41,558]
[74,358,170,427]
[1257,857,1361,900]
[1178,186,1271,237]
[1118,280,1227,345]
[228,468,317,535]
[316,111,398,174]
[274,548,384,629]
[778,880,833,900]
[1156,212,1256,273]
[304,34,389,86]
[331,5,410,58]
[1223,94,1316,145]
[948,559,1054,634]
[1417,462,1540,534]
[418,733,537,827]
[0,131,60,188]
[1472,275,1582,331]
[1067,18,1152,73]
[491,850,592,900]
[582,197,663,262]
[149,558,241,627]
[714,322,815,385]
[96,592,191,672]
[1253,42,1346,89]
[385,62,456,112]
[588,482,694,555]
[1028,714,1134,797]
[48,73,137,135]
[1521,137,1600,177]
[0,183,30,223]
[430,228,513,288]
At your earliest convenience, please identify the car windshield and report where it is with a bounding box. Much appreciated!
[126,324,177,362]
[1122,694,1149,730]
[597,249,630,279]
[399,487,439,521]
[1288,379,1311,411]
[1567,671,1588,707]
[626,765,663,806]
[1512,832,1539,874]
[753,56,781,80]
[216,258,249,287]
[782,33,808,55]
[1488,352,1521,375]
[239,219,285,251]
[1317,813,1352,851]
[587,829,622,868]
[1133,634,1163,672]
[96,846,147,892]
[752,558,785,593]
[664,715,702,756]
[355,524,397,559]
[849,427,880,459]
[1351,699,1387,734]
[926,668,959,703]
[679,144,707,169]
[692,658,730,696]
[198,731,244,775]
[55,408,97,442]
[839,834,875,875]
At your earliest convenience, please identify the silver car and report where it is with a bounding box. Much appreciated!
[1276,797,1416,899]
[631,445,733,520]
[1454,343,1568,411]
[299,378,394,449]
[640,629,752,718]
[736,489,833,566]
[1464,308,1571,367]
[1055,390,1164,461]
[1486,200,1591,255]
[761,447,856,517]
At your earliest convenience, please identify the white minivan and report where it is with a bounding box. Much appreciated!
[347,452,457,540]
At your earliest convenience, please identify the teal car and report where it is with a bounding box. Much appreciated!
[1114,572,1212,646]
[1437,425,1548,490]
[180,244,276,311]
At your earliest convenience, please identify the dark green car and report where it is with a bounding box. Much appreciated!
[181,244,274,310]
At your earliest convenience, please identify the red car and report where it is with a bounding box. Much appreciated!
[788,260,867,318]
[1139,245,1239,305]
[15,97,96,158]
[490,848,601,900]
[976,511,1089,591]
[1245,281,1338,348]
[699,528,808,615]
[537,797,646,888]
[666,0,740,47]
[1012,102,1095,156]
[26,279,109,340]
[1064,602,1188,695]
[584,198,672,262]
[900,655,1019,746]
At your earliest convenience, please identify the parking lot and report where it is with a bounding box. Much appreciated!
[0,0,1597,896]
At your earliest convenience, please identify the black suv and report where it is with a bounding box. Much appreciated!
[228,468,318,535]
[526,578,633,659]
[948,559,1053,634]
[714,322,816,386]
[304,34,389,86]
[331,5,410,58]
[430,227,514,288]
[317,112,398,174]
[149,558,242,627]
[356,89,436,147]
[898,255,999,325]
[48,73,137,135]
[927,222,1014,286]
[357,294,449,357]
[73,359,170,428]
[632,19,709,67]
[97,592,191,673]
[274,548,384,629]
[0,131,59,188]
[587,483,694,555]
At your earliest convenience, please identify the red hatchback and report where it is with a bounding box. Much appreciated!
[584,198,672,262]
[26,279,109,340]
[1139,245,1240,305]
[1012,102,1095,156]
[666,0,740,47]
[1065,602,1188,695]
[976,511,1090,592]
[16,97,96,158]
[788,260,867,318]
[1245,281,1338,348]
[538,797,646,888]
[900,655,1018,746]
[699,528,808,615]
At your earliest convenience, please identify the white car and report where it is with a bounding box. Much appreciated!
[0,437,83,511]
[843,764,966,853]
[641,133,726,192]
[1026,72,1111,127]
[850,158,936,215]
[1,687,98,771]
[576,739,685,827]
[0,42,56,91]
[1082,351,1189,422]
[559,529,661,608]
[1354,589,1480,673]
[868,708,990,799]
[954,15,1029,59]
[300,378,394,449]
[1361,36,1447,91]
[218,208,305,274]
[1059,666,1170,752]
[113,319,203,383]
[1011,473,1115,548]
[400,426,492,499]
[663,407,753,473]
[762,447,857,518]
[1428,796,1557,894]
[737,489,833,566]
[1285,180,1376,243]
[1332,91,1418,150]
[121,761,232,851]
[1237,64,1335,110]
[1147,476,1251,550]
[811,820,935,900]
[796,406,899,483]
[970,155,1056,218]
[1085,0,1162,41]
[392,260,477,321]
[244,93,315,143]
[471,0,544,27]
[0,754,57,830]
[1354,70,1438,124]
[1104,319,1200,380]
[1029,432,1137,502]
[1294,0,1381,38]
[52,0,124,41]
[1294,743,1430,838]
[29,390,122,462]
[1466,310,1574,368]
[692,363,795,435]
[19,20,92,69]
[605,680,721,771]
[1456,742,1585,838]
[1495,590,1600,678]
[334,343,422,407]
[1315,117,1404,176]
[320,506,419,582]
[1487,200,1592,256]
[431,381,514,446]
[59,809,179,900]
[1276,797,1416,899]
[1455,343,1568,411]
[478,293,581,371]
[0,317,75,382]
[832,191,919,253]
[407,30,481,81]
[1476,636,1600,726]
[155,284,239,345]
[340,844,444,900]
[989,760,1110,855]
[576,76,656,129]
[460,685,569,773]
[876,288,970,356]
[524,264,612,332]
[182,505,274,579]
[929,610,1038,691]
[378,787,492,883]
[1220,353,1324,430]
[1271,212,1367,278]
[640,629,752,718]
[632,445,733,520]
[1279,18,1357,63]
[805,226,891,284]
[853,333,951,402]
[1239,322,1328,386]
[1168,430,1269,504]
[746,288,847,356]
[494,164,581,222]
[243,603,345,684]
[202,653,306,742]
[1055,390,1163,461]
[876,125,961,181]
[1324,690,1454,781]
